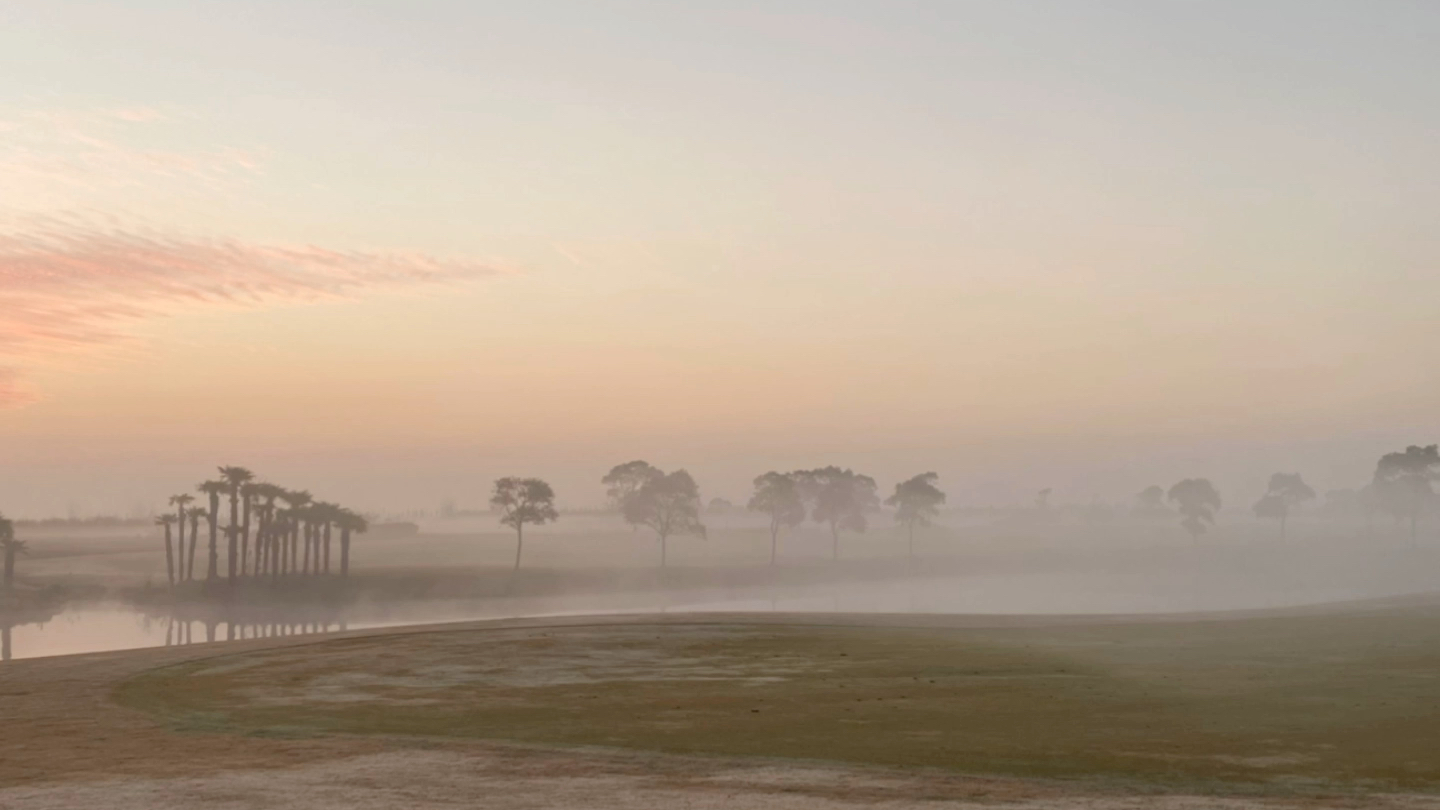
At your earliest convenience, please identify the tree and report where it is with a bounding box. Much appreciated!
[1167,479,1221,541]
[280,489,312,575]
[1252,473,1315,539]
[250,483,285,577]
[623,469,705,568]
[491,478,559,572]
[602,461,662,525]
[336,508,368,578]
[1373,445,1440,543]
[1133,485,1169,518]
[156,514,177,588]
[796,467,880,561]
[311,501,341,575]
[748,472,806,566]
[886,473,947,560]
[217,466,254,584]
[187,508,205,580]
[169,494,193,580]
[198,479,227,581]
[0,515,25,591]
[239,482,260,576]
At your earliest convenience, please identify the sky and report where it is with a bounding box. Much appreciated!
[1,1,1437,517]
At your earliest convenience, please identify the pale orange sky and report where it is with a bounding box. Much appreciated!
[1,2,1437,516]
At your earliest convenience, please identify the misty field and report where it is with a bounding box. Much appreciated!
[113,606,1440,798]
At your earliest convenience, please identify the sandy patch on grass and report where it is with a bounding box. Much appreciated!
[2,747,1434,810]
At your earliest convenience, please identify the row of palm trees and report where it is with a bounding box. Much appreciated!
[157,466,368,589]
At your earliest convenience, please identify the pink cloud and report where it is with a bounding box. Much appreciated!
[0,218,504,406]
[0,368,36,407]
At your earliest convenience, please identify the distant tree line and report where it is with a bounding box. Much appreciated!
[1127,444,1440,542]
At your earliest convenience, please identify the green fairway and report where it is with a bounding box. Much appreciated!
[115,609,1440,794]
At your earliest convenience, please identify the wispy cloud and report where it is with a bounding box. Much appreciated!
[0,217,503,406]
[0,107,260,202]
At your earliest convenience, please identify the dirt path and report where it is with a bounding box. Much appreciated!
[3,613,1439,809]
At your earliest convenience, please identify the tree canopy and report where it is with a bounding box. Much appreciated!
[491,477,559,572]
[748,471,806,564]
[601,461,662,515]
[1168,478,1221,539]
[885,473,946,559]
[491,478,559,532]
[1252,472,1314,538]
[620,468,705,567]
[1371,445,1439,540]
[886,473,946,529]
[795,466,879,560]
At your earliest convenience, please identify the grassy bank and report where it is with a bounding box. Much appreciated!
[116,605,1440,796]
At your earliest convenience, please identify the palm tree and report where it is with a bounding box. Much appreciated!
[250,483,284,577]
[198,480,227,581]
[187,507,206,580]
[311,502,340,575]
[0,515,25,591]
[239,481,260,577]
[217,466,254,584]
[296,505,316,575]
[270,507,294,580]
[168,494,193,580]
[336,508,368,578]
[156,515,177,588]
[280,484,312,573]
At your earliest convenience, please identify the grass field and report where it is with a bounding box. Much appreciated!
[114,605,1440,797]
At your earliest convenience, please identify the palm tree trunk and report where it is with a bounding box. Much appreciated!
[240,496,252,578]
[323,522,332,574]
[227,489,239,585]
[187,517,200,580]
[207,493,220,581]
[340,527,351,577]
[303,524,312,575]
[256,524,266,576]
[162,526,174,588]
[513,523,524,572]
[175,505,186,579]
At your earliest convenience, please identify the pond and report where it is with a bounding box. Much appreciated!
[0,560,1413,662]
